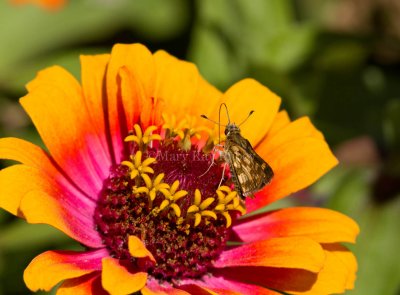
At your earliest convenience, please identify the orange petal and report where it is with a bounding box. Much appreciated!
[256,116,324,156]
[218,243,357,294]
[0,139,102,247]
[214,237,325,272]
[101,257,147,295]
[261,110,291,141]
[232,207,360,244]
[80,54,111,152]
[153,51,222,132]
[0,138,86,199]
[106,44,156,163]
[119,66,158,130]
[128,235,156,262]
[193,74,223,122]
[107,43,155,101]
[153,50,200,118]
[219,78,281,146]
[20,66,110,199]
[301,243,357,294]
[19,189,102,248]
[248,137,338,212]
[153,50,223,136]
[56,273,107,295]
[24,249,106,292]
[0,165,48,217]
[0,137,57,171]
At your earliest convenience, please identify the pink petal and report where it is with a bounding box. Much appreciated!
[178,276,280,295]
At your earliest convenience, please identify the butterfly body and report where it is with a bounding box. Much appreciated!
[223,123,273,199]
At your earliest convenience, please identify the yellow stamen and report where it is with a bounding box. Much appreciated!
[186,189,217,227]
[122,151,156,180]
[125,124,161,149]
[162,113,186,139]
[199,198,215,210]
[134,173,170,202]
[156,180,188,218]
[214,186,246,227]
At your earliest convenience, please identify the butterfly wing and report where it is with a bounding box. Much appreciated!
[224,136,273,199]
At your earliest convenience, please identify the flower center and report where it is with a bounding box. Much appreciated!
[94,117,245,281]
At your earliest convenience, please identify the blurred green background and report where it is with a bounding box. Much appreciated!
[0,0,400,294]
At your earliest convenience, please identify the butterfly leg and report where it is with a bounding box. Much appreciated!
[218,161,228,188]
[199,144,223,177]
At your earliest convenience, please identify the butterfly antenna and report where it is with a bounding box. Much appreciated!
[220,103,231,124]
[219,103,231,145]
[238,110,255,126]
[200,114,220,125]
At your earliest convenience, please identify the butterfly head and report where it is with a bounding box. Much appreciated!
[224,123,240,136]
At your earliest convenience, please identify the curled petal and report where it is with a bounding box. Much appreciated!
[128,236,156,263]
[101,257,147,295]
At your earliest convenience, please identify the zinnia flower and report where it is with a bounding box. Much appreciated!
[10,0,65,10]
[0,43,359,294]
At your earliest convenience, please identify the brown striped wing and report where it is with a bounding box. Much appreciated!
[224,136,273,199]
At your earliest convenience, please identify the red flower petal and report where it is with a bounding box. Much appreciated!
[214,237,325,272]
[231,207,359,244]
[24,249,107,292]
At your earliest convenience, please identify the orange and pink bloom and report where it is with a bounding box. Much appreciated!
[0,43,359,294]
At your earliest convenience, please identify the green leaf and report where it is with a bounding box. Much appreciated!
[188,26,242,89]
[383,99,400,152]
[346,198,400,295]
[0,219,73,251]
[322,167,400,295]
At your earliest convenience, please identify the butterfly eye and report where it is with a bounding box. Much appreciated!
[224,128,229,135]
